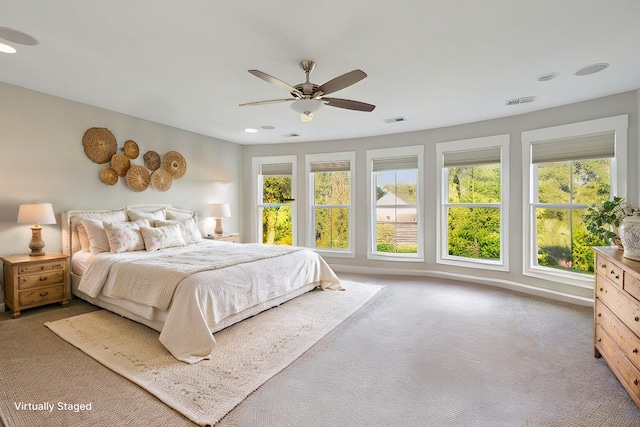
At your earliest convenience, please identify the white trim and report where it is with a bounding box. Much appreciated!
[435,134,510,271]
[366,145,424,261]
[330,264,593,307]
[305,151,356,256]
[251,155,297,245]
[521,115,628,288]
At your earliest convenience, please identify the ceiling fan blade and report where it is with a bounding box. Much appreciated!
[248,70,303,97]
[323,97,376,112]
[316,70,367,96]
[239,99,294,107]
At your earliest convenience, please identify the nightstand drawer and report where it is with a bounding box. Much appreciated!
[18,284,65,307]
[18,261,65,275]
[18,270,64,290]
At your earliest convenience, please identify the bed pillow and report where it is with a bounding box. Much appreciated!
[77,224,91,252]
[80,218,112,255]
[140,224,187,252]
[126,208,166,226]
[166,209,194,220]
[155,217,202,244]
[103,219,150,253]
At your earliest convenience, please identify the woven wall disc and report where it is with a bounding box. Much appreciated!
[83,127,117,164]
[100,166,118,185]
[151,168,173,192]
[162,151,187,179]
[126,165,151,192]
[143,151,161,171]
[123,140,140,159]
[111,153,131,177]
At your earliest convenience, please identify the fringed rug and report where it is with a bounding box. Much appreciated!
[45,281,382,426]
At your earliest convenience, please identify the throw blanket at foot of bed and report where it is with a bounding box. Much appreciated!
[110,243,303,310]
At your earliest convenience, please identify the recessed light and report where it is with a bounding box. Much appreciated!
[575,63,609,76]
[537,72,559,82]
[261,125,275,130]
[244,128,258,133]
[0,43,16,54]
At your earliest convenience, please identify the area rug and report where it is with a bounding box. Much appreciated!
[44,281,382,426]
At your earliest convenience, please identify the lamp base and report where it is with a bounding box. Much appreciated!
[29,226,46,256]
[214,218,224,235]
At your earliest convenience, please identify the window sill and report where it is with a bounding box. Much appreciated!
[367,253,424,262]
[437,256,508,272]
[523,266,594,289]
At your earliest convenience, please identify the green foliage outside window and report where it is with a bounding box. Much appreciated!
[261,176,293,245]
[314,171,350,249]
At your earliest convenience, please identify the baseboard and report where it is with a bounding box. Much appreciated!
[329,264,594,307]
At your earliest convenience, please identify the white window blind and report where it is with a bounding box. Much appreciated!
[443,147,501,168]
[310,160,351,173]
[260,162,292,175]
[531,130,615,164]
[372,156,418,172]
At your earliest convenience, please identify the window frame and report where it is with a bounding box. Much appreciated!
[366,145,424,262]
[522,115,628,288]
[305,151,356,258]
[252,155,297,246]
[436,134,510,271]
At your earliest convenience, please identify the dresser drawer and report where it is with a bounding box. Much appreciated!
[597,277,640,338]
[596,323,640,403]
[596,300,640,370]
[18,284,65,307]
[18,270,65,290]
[18,261,65,275]
[625,272,640,303]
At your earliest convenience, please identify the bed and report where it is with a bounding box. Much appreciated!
[61,204,341,363]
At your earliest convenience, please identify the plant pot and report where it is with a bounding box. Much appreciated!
[620,212,640,261]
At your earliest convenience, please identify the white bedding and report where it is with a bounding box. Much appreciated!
[75,240,341,363]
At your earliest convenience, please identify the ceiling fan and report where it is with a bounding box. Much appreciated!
[239,60,375,122]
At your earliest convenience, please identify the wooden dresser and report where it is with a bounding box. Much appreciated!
[594,246,640,406]
[1,253,69,318]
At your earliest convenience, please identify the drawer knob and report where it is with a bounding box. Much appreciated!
[39,276,48,281]
[40,266,45,270]
[635,316,640,322]
[39,291,48,297]
[599,287,603,292]
[634,349,639,354]
[598,313,602,317]
[598,338,602,342]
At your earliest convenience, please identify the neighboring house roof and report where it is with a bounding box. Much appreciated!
[377,192,411,205]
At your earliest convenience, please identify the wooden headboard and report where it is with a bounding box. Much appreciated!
[61,204,198,257]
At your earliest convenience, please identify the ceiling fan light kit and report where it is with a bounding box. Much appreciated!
[240,60,375,122]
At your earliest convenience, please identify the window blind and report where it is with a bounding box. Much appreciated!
[260,162,292,175]
[442,147,501,168]
[531,130,615,164]
[372,156,418,172]
[310,160,351,173]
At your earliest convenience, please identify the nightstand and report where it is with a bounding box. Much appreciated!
[204,233,240,243]
[1,253,70,318]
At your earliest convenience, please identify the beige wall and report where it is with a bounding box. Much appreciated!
[242,90,640,303]
[0,82,243,259]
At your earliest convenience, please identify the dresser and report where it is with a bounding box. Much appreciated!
[1,253,70,318]
[593,246,640,406]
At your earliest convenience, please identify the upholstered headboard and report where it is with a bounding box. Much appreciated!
[61,204,198,257]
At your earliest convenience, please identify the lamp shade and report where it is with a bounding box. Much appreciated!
[210,203,230,218]
[17,203,56,225]
[290,99,323,115]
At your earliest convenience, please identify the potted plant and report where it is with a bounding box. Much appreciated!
[583,196,633,248]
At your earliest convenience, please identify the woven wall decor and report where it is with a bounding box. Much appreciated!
[150,168,172,192]
[83,127,117,164]
[162,151,187,179]
[111,153,131,177]
[100,166,118,185]
[143,151,161,171]
[123,140,140,159]
[126,165,151,192]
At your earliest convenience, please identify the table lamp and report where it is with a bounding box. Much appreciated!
[17,202,57,256]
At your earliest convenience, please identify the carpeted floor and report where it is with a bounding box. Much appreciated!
[2,273,640,426]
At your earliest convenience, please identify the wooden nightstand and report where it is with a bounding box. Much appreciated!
[204,233,240,243]
[1,253,70,318]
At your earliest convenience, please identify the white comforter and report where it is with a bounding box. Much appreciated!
[77,241,341,363]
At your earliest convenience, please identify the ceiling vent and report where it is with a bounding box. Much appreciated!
[283,133,299,138]
[505,96,537,106]
[383,117,406,124]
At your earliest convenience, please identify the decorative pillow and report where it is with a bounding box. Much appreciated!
[155,217,202,244]
[166,209,194,220]
[103,219,150,253]
[80,218,112,255]
[126,208,166,226]
[77,224,91,252]
[140,224,187,252]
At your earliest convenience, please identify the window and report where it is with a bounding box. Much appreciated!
[522,115,628,287]
[306,152,355,256]
[367,146,423,261]
[436,135,509,270]
[253,156,297,245]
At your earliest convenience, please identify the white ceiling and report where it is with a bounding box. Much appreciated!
[2,1,640,145]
